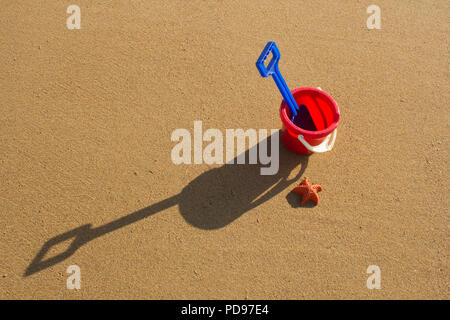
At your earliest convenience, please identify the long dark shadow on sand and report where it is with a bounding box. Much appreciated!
[24,133,309,276]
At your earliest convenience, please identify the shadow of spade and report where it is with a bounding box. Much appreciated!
[24,132,309,276]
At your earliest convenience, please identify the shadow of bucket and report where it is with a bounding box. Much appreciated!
[280,87,340,155]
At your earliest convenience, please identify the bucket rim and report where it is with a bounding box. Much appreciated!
[280,87,340,139]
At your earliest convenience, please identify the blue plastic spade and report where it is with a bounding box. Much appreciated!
[256,41,299,119]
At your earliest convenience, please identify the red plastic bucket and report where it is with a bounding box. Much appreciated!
[280,87,340,155]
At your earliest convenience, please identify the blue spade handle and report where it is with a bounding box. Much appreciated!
[256,41,299,118]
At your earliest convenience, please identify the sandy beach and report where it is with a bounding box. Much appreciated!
[0,1,448,299]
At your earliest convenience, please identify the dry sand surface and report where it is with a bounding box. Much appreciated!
[0,1,448,299]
